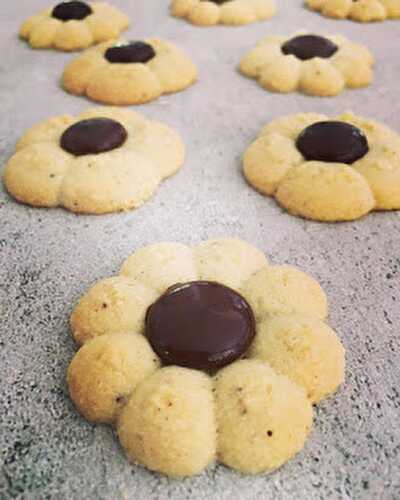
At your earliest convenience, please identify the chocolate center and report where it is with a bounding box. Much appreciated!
[60,118,128,156]
[52,1,92,21]
[145,281,256,371]
[105,42,156,64]
[202,0,230,3]
[281,35,338,61]
[296,121,369,164]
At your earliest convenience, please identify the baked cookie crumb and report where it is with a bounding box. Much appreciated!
[19,1,129,51]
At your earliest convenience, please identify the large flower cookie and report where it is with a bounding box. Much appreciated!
[3,108,184,214]
[19,1,129,51]
[68,239,345,477]
[240,33,374,97]
[243,113,400,221]
[306,0,400,22]
[170,0,276,26]
[62,39,198,105]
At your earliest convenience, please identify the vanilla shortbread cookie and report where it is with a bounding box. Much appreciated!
[62,39,198,105]
[170,0,276,26]
[3,108,185,214]
[306,0,400,22]
[243,113,400,221]
[68,238,345,477]
[240,33,374,97]
[19,1,129,51]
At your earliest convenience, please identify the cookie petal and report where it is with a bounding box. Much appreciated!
[250,0,276,18]
[331,55,372,88]
[146,40,198,93]
[193,239,268,290]
[120,243,198,293]
[259,55,302,93]
[215,359,313,474]
[380,0,400,17]
[299,59,345,96]
[322,0,353,18]
[68,333,159,423]
[28,18,61,49]
[219,1,257,25]
[3,143,71,207]
[239,41,281,78]
[241,264,328,320]
[187,2,220,26]
[117,366,216,477]
[243,133,303,195]
[16,115,74,150]
[87,3,130,42]
[53,20,93,51]
[354,155,400,209]
[259,113,327,140]
[85,64,162,105]
[170,0,198,17]
[128,121,185,179]
[70,277,158,345]
[350,0,386,21]
[62,47,107,96]
[275,162,375,221]
[59,150,161,214]
[19,13,46,39]
[249,315,345,403]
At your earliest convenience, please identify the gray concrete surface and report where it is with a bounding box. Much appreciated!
[1,1,400,498]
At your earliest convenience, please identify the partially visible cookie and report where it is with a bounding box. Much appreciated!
[306,0,400,22]
[240,33,374,96]
[243,112,400,221]
[62,39,198,105]
[3,107,185,214]
[170,0,276,26]
[19,1,129,51]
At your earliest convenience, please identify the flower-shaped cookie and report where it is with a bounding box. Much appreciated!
[243,113,400,221]
[3,108,184,214]
[240,33,374,97]
[62,39,198,105]
[68,239,345,477]
[19,1,129,51]
[306,0,400,22]
[170,0,276,26]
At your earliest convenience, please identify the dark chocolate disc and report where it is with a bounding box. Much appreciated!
[296,121,369,164]
[203,0,230,3]
[145,281,256,371]
[52,1,92,21]
[60,118,128,156]
[105,41,156,64]
[281,35,338,61]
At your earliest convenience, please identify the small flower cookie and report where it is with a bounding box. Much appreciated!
[19,1,129,51]
[68,239,345,477]
[243,113,400,221]
[306,0,400,22]
[170,0,276,26]
[240,33,374,97]
[62,39,198,105]
[3,108,185,214]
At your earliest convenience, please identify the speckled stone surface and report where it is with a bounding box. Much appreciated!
[1,1,400,499]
